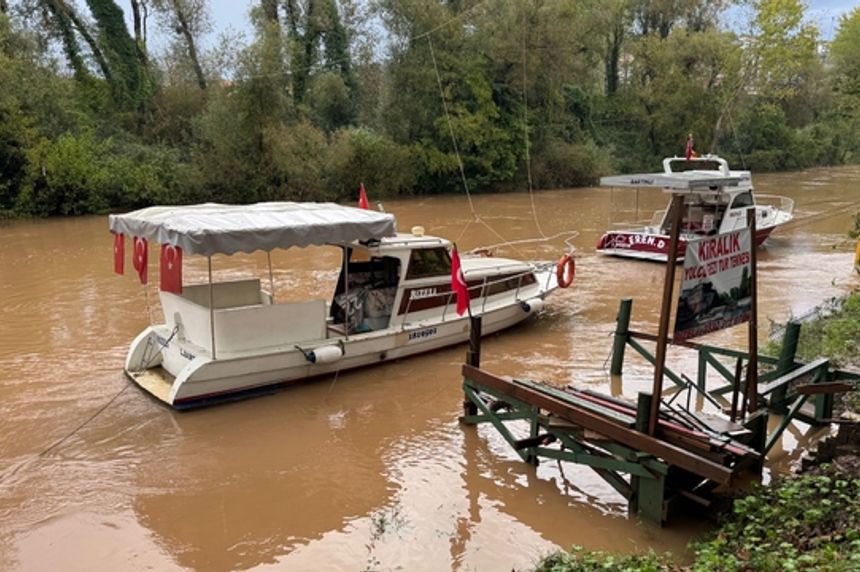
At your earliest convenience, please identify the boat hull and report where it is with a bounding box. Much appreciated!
[125,283,554,409]
[596,226,777,263]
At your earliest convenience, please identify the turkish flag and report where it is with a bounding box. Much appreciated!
[450,246,470,316]
[132,237,148,285]
[160,244,183,294]
[113,232,124,275]
[358,183,369,210]
[685,133,697,160]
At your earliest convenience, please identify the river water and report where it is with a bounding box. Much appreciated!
[1,166,858,571]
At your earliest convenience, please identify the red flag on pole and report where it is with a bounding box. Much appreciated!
[450,246,470,316]
[113,232,124,275]
[685,133,697,160]
[160,244,183,294]
[358,183,369,210]
[132,237,148,285]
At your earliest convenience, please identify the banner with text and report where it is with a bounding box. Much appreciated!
[674,228,752,343]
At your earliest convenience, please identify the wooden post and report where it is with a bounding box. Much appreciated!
[745,209,758,412]
[730,356,743,422]
[464,315,482,416]
[611,298,632,376]
[649,194,685,436]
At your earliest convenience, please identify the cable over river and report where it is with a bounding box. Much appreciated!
[1,165,858,571]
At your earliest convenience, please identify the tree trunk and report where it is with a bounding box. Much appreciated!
[47,0,114,82]
[171,0,206,89]
[130,0,149,68]
[605,20,622,96]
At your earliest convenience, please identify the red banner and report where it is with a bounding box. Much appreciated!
[113,233,124,275]
[450,246,469,316]
[132,237,148,285]
[160,244,183,294]
[358,183,369,210]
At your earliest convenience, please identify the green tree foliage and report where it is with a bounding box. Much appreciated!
[749,0,818,102]
[85,0,152,108]
[0,0,859,217]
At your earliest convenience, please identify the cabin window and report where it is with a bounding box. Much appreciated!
[406,247,451,280]
[731,192,754,209]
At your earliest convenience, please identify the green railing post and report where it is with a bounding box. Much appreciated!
[629,392,652,518]
[611,298,633,376]
[771,322,801,411]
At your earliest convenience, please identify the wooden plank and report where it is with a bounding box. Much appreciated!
[759,358,829,396]
[795,382,853,395]
[513,379,636,426]
[463,365,737,485]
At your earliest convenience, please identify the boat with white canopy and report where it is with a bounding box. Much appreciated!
[109,202,562,408]
[596,155,794,262]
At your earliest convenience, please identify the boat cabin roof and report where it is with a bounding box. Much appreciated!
[600,155,748,194]
[108,202,397,256]
[353,232,452,256]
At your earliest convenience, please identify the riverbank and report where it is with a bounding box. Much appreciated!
[531,291,860,572]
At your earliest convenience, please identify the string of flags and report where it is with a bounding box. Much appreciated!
[113,233,182,294]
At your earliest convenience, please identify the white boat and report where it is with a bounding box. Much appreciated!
[109,202,561,408]
[596,155,794,262]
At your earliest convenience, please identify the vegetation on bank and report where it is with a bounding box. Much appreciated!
[533,464,860,572]
[2,1,860,217]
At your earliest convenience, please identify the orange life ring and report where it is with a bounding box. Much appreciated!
[556,254,575,288]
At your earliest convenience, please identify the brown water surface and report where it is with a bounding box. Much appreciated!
[1,166,858,571]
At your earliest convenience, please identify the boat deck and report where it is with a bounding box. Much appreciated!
[127,367,174,404]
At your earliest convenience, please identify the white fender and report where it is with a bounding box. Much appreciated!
[308,345,345,364]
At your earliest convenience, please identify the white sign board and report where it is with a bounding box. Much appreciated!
[674,229,752,343]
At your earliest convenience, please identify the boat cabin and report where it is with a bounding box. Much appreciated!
[329,232,537,335]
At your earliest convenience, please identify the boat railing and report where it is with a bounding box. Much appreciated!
[755,194,795,216]
[400,267,543,328]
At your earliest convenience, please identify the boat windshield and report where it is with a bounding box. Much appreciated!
[405,247,451,280]
[667,159,723,173]
[730,191,754,209]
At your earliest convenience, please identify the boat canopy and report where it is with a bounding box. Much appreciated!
[599,172,743,191]
[108,202,397,256]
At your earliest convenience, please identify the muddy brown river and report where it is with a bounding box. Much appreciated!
[1,166,858,571]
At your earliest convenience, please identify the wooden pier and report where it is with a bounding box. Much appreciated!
[459,311,860,525]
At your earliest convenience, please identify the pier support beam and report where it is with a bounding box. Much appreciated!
[610,298,632,376]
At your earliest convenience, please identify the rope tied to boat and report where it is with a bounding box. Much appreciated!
[133,325,180,375]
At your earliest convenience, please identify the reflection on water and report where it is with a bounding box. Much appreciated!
[1,166,858,570]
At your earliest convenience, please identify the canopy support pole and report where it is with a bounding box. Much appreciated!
[343,245,350,341]
[208,256,216,360]
[266,251,276,303]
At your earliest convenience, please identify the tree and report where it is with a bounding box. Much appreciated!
[748,0,818,102]
[830,7,860,97]
[285,0,355,121]
[152,0,209,90]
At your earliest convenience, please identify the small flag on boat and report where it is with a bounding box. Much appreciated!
[358,183,369,210]
[132,237,148,285]
[113,232,124,275]
[685,133,698,160]
[450,246,470,316]
[160,244,183,294]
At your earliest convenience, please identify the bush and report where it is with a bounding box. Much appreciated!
[531,138,611,189]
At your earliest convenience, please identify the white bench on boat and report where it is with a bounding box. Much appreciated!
[160,279,326,355]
